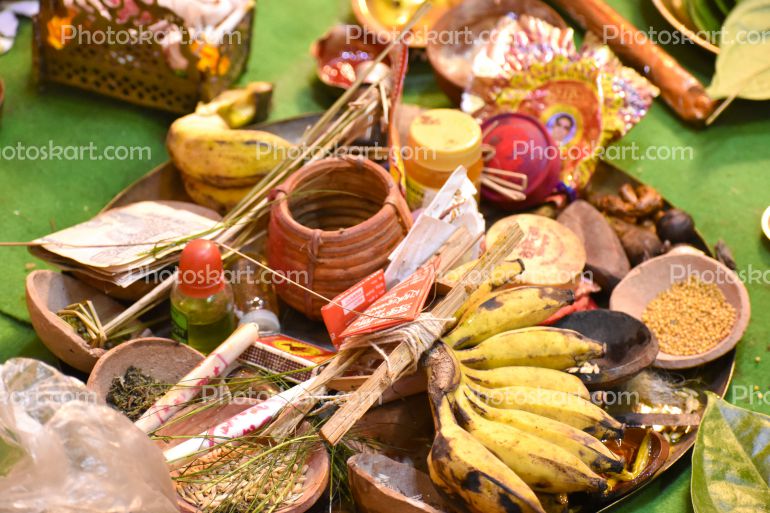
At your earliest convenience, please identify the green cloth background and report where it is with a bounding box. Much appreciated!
[0,0,768,511]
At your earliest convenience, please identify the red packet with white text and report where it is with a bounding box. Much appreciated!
[322,270,387,348]
[339,262,436,339]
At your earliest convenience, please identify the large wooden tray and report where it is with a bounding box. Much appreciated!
[101,113,734,513]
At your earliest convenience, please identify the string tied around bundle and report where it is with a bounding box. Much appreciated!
[364,312,452,385]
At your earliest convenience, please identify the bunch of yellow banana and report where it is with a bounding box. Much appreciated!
[444,284,575,349]
[425,273,627,513]
[167,82,295,213]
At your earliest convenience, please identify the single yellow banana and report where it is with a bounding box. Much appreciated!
[453,259,525,320]
[428,394,546,513]
[167,84,294,188]
[462,365,591,400]
[463,388,625,474]
[468,382,624,440]
[444,286,574,349]
[457,327,605,370]
[181,175,254,214]
[451,390,607,494]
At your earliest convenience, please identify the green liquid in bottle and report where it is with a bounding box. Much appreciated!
[171,239,236,354]
[171,293,235,354]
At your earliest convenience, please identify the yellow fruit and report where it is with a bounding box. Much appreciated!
[453,259,525,320]
[451,390,607,493]
[457,327,604,370]
[182,175,254,214]
[444,287,574,349]
[463,389,625,474]
[167,84,293,188]
[468,382,624,440]
[428,395,546,513]
[462,366,591,399]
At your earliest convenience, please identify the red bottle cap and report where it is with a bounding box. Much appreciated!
[177,239,226,298]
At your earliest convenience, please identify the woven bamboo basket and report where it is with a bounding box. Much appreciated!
[267,157,412,319]
[33,0,254,113]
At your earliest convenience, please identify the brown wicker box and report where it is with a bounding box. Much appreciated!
[33,0,254,113]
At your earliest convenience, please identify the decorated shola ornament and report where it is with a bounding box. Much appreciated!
[464,16,659,198]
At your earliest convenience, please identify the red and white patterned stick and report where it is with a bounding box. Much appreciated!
[163,375,318,464]
[135,323,259,433]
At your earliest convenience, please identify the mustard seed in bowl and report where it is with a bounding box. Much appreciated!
[642,277,736,357]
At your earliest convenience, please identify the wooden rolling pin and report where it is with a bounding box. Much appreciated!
[549,0,717,125]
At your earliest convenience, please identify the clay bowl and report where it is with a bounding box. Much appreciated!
[311,24,390,89]
[348,453,448,513]
[86,337,204,402]
[26,270,126,372]
[610,253,750,370]
[652,0,719,55]
[426,0,566,103]
[350,0,458,49]
[552,310,658,390]
[176,445,329,513]
[162,407,330,513]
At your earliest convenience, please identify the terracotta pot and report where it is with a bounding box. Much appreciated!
[268,157,411,319]
[26,270,122,372]
[348,453,448,513]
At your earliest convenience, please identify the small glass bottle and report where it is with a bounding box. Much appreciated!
[170,239,235,354]
[229,254,281,335]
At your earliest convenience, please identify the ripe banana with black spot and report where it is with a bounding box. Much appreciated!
[425,344,545,513]
[428,395,546,513]
[181,176,255,214]
[444,286,574,349]
[457,327,604,371]
[453,259,525,320]
[462,388,625,474]
[468,382,624,440]
[451,389,608,494]
[167,83,294,189]
[462,365,591,400]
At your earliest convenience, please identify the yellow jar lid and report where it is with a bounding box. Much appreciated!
[407,109,483,172]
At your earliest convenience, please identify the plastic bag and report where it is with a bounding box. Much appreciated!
[0,358,178,513]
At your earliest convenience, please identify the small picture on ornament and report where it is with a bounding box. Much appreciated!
[546,113,576,146]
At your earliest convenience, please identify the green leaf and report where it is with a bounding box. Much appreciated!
[691,392,770,513]
[708,0,770,100]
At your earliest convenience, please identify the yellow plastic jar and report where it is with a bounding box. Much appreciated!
[404,109,483,210]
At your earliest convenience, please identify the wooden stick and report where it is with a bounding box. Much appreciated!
[482,177,527,202]
[482,173,526,192]
[319,225,524,445]
[483,167,529,187]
